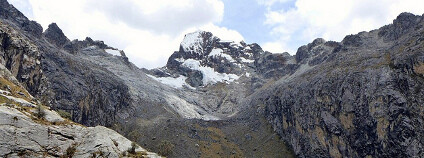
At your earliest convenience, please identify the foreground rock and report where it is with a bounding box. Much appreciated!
[0,106,161,158]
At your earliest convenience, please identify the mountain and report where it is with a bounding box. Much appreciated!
[147,12,424,157]
[253,13,424,157]
[1,0,424,157]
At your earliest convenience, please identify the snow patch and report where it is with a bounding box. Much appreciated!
[235,63,243,68]
[230,43,242,48]
[175,58,185,63]
[245,72,250,77]
[105,49,121,56]
[208,48,235,62]
[180,31,204,53]
[240,57,254,63]
[208,48,223,56]
[182,59,240,85]
[220,40,234,43]
[147,75,193,89]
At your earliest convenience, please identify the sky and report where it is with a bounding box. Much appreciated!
[8,0,424,69]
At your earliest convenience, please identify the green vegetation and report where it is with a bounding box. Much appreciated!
[126,142,148,158]
[57,110,72,120]
[157,140,174,157]
[34,104,46,119]
[128,142,137,154]
[0,77,32,101]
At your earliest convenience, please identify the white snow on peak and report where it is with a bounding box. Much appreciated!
[180,31,204,53]
[230,43,243,48]
[240,57,254,63]
[175,58,186,63]
[208,48,235,62]
[220,40,234,43]
[182,59,239,85]
[208,48,223,56]
[105,49,121,56]
[147,74,193,89]
[245,72,250,77]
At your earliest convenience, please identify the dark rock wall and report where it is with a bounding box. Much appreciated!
[258,13,424,158]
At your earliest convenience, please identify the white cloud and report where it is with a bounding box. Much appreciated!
[9,0,241,69]
[261,0,424,54]
[199,24,244,42]
[257,0,293,6]
[262,42,285,53]
[85,0,224,35]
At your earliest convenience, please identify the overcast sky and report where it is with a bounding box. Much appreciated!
[9,0,424,69]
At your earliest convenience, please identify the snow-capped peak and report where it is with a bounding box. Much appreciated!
[180,31,205,53]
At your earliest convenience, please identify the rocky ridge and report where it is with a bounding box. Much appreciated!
[249,12,424,157]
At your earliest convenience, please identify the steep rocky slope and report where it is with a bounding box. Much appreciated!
[249,13,424,157]
[0,62,160,157]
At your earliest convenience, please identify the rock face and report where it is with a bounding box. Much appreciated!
[0,19,44,97]
[43,23,70,47]
[251,12,424,157]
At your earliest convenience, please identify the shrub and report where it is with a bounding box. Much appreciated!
[34,105,45,119]
[57,110,72,120]
[62,143,77,158]
[157,140,174,157]
[128,142,137,155]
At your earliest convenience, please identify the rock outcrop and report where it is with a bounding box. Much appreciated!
[43,23,70,48]
[0,106,160,158]
[0,0,42,38]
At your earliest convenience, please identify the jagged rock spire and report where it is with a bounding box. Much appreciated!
[43,23,70,47]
